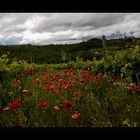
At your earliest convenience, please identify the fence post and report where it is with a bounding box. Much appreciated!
[102,35,107,60]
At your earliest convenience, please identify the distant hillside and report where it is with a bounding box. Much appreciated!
[0,37,139,64]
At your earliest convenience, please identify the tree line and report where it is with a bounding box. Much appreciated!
[0,37,138,64]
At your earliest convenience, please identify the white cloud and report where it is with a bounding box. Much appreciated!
[19,30,76,44]
[0,34,4,39]
[19,15,47,30]
[19,30,51,44]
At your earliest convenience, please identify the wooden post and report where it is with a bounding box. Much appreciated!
[102,35,107,60]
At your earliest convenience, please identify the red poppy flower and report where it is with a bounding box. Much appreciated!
[89,76,96,81]
[97,73,103,81]
[58,79,65,87]
[38,102,48,108]
[53,87,58,93]
[95,79,101,85]
[32,79,41,84]
[44,75,49,80]
[71,113,81,120]
[78,78,84,84]
[50,81,55,85]
[128,83,140,94]
[16,74,20,79]
[73,92,81,97]
[48,86,58,93]
[9,99,21,110]
[49,85,55,90]
[52,106,60,110]
[82,71,90,78]
[67,77,73,81]
[65,83,73,89]
[64,100,73,112]
[12,83,20,89]
[42,72,48,76]
[111,74,119,82]
[71,71,77,76]
[43,81,48,85]
[64,69,68,72]
[64,68,74,74]
[55,73,61,78]
[42,72,49,80]
[23,67,35,74]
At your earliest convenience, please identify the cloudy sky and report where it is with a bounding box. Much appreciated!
[0,13,140,45]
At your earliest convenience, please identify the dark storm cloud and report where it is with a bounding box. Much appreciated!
[109,31,126,39]
[73,13,127,28]
[34,22,73,33]
[32,13,128,33]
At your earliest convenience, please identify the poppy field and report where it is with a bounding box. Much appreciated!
[0,45,140,127]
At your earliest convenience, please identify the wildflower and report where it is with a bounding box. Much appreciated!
[65,83,73,89]
[49,80,55,85]
[43,81,48,86]
[22,89,28,94]
[89,76,96,81]
[71,113,81,120]
[78,78,84,85]
[16,74,20,79]
[95,73,103,84]
[55,73,61,78]
[67,77,73,81]
[12,83,20,89]
[42,72,49,80]
[59,79,64,83]
[23,67,35,74]
[64,100,73,112]
[111,74,119,82]
[38,102,48,108]
[52,106,60,110]
[58,79,65,87]
[52,88,58,94]
[64,68,71,73]
[9,99,21,110]
[49,84,55,89]
[49,85,58,93]
[32,79,41,84]
[97,73,103,81]
[44,75,49,80]
[3,106,10,111]
[71,71,77,76]
[128,83,139,94]
[73,92,81,98]
[82,71,90,78]
[42,72,48,76]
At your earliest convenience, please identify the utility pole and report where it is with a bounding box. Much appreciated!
[102,35,107,60]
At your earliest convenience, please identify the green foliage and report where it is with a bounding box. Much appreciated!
[0,37,137,64]
[60,48,67,62]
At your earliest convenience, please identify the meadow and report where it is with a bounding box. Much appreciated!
[0,42,140,127]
